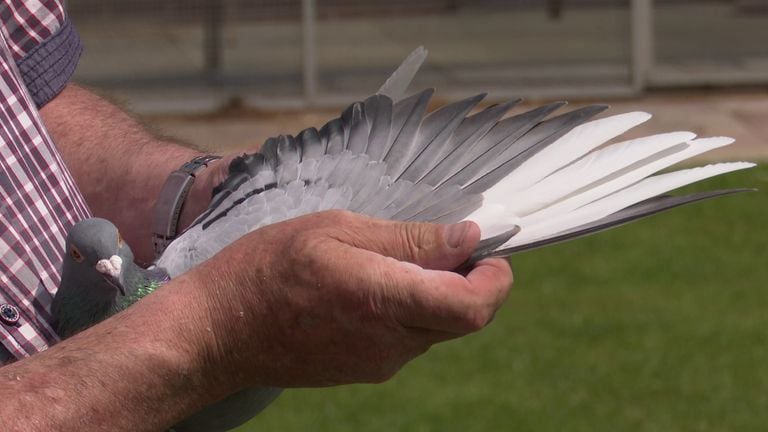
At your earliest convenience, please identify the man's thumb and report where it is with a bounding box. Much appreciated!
[384,220,481,271]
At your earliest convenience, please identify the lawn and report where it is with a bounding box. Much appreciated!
[240,164,768,432]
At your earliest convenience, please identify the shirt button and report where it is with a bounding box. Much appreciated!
[0,304,20,326]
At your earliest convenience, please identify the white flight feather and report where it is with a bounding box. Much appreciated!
[505,162,756,247]
[499,131,698,217]
[483,111,653,202]
[523,136,736,224]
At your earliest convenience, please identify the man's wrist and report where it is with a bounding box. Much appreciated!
[153,155,222,257]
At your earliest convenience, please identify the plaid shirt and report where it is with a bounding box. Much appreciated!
[0,0,89,364]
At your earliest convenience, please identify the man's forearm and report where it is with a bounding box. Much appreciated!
[0,210,512,430]
[40,84,219,263]
[0,274,227,431]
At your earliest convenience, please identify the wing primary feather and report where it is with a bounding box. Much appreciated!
[455,226,521,273]
[437,101,568,188]
[377,46,428,101]
[509,162,755,245]
[522,136,733,223]
[464,104,609,194]
[483,111,651,201]
[417,100,522,186]
[383,89,435,175]
[398,94,487,182]
[506,133,696,218]
[479,188,755,258]
[362,95,393,161]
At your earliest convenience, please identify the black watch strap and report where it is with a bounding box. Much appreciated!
[152,155,221,258]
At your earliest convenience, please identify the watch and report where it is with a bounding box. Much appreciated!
[152,155,221,258]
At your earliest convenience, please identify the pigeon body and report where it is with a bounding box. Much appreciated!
[53,48,755,431]
[52,218,280,432]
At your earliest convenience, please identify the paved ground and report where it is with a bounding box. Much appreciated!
[144,88,768,162]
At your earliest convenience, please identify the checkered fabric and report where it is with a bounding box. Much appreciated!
[0,0,89,363]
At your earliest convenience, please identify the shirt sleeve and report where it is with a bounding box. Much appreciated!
[0,0,83,107]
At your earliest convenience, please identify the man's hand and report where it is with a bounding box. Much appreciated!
[185,210,513,390]
[0,210,512,430]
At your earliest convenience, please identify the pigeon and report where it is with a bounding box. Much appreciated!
[51,217,282,432]
[52,47,755,431]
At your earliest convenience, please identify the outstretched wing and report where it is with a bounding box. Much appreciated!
[156,48,754,277]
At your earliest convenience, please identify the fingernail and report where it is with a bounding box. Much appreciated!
[445,222,470,249]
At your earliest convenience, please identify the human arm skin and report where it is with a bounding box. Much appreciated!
[0,213,512,431]
[39,84,224,264]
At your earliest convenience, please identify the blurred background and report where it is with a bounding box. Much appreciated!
[68,1,767,431]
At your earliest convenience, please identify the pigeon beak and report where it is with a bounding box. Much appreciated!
[95,255,126,296]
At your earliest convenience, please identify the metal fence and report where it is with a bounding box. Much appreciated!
[68,0,768,110]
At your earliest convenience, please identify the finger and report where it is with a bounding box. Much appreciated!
[397,258,513,335]
[330,241,513,336]
[327,212,482,271]
[465,258,514,309]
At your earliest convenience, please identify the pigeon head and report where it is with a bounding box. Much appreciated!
[61,217,134,299]
[53,218,170,339]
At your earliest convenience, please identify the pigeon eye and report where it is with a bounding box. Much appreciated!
[70,246,84,263]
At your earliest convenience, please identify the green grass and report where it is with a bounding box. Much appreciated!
[240,164,768,432]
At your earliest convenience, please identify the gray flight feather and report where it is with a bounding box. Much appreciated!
[456,226,523,273]
[362,94,393,161]
[383,88,435,174]
[398,93,486,182]
[343,102,368,154]
[260,136,279,170]
[377,46,428,100]
[321,117,346,155]
[464,104,609,194]
[437,101,567,188]
[297,127,324,160]
[418,100,520,186]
